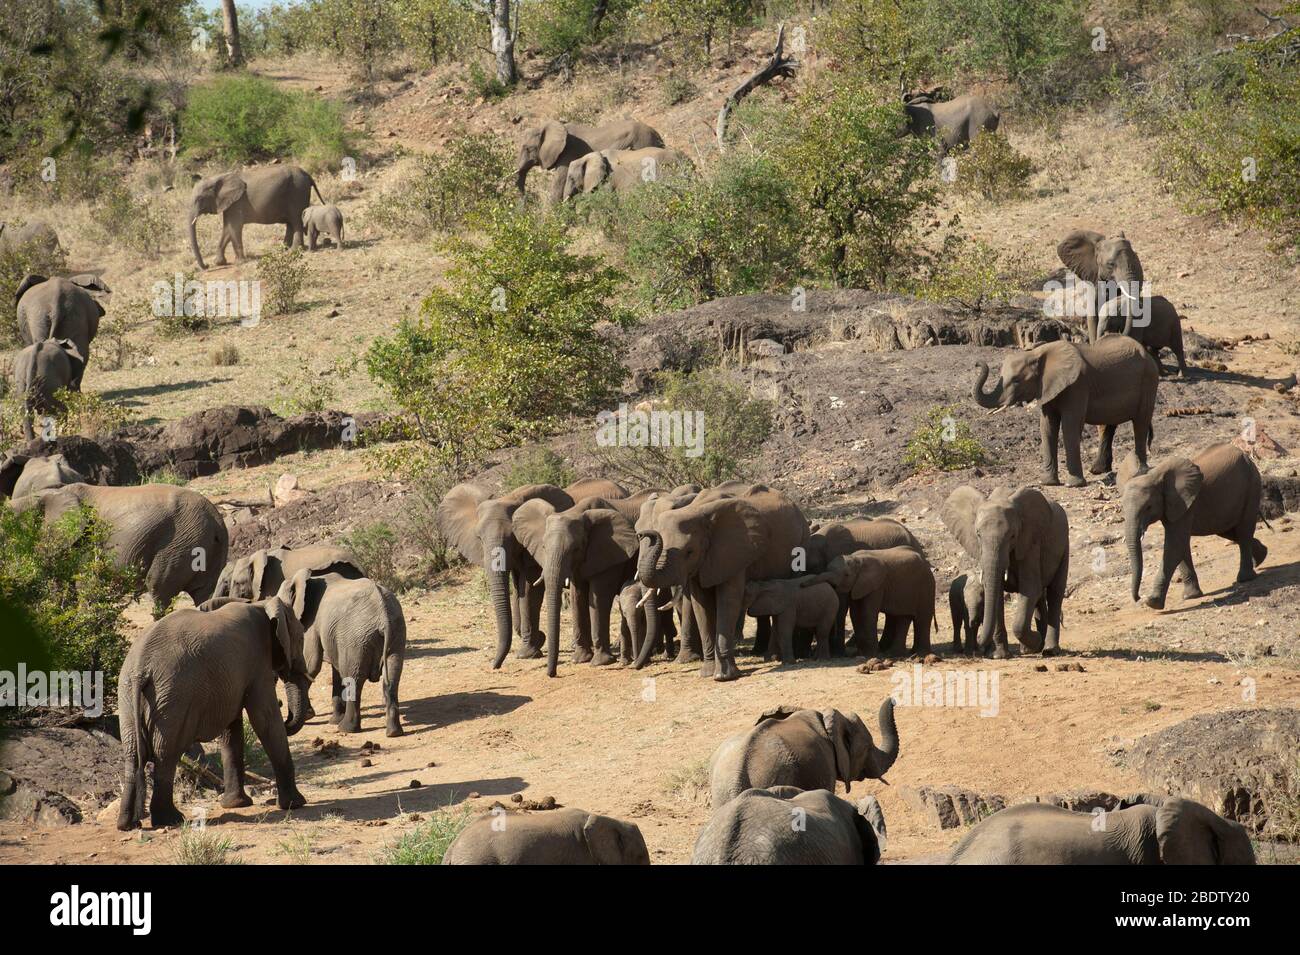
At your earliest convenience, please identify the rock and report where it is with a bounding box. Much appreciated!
[746,338,786,359]
[0,726,121,827]
[0,783,83,826]
[900,785,1007,829]
[273,473,312,507]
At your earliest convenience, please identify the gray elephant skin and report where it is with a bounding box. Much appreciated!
[948,571,984,654]
[116,588,311,830]
[443,808,650,865]
[11,339,84,439]
[302,203,344,251]
[15,273,109,382]
[949,797,1255,864]
[0,451,85,499]
[742,578,838,661]
[632,484,714,668]
[514,118,664,203]
[214,544,364,601]
[0,219,62,256]
[562,146,691,200]
[1124,442,1266,609]
[187,165,325,270]
[285,569,406,736]
[1057,229,1145,342]
[708,698,899,808]
[616,578,678,664]
[799,546,936,656]
[973,335,1158,486]
[693,787,886,864]
[1098,293,1188,377]
[903,90,999,152]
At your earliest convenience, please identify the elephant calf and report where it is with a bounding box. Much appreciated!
[617,579,677,665]
[949,797,1255,864]
[708,698,899,808]
[302,204,344,251]
[800,546,936,656]
[1098,294,1188,377]
[693,787,886,865]
[443,808,650,865]
[948,572,983,655]
[118,590,311,830]
[12,339,84,440]
[742,578,838,661]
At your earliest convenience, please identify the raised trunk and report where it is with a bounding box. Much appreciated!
[864,698,900,779]
[1126,516,1145,602]
[543,561,568,678]
[188,214,206,271]
[972,362,1004,409]
[488,566,513,669]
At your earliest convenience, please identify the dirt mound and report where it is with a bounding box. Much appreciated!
[0,724,122,826]
[226,478,411,557]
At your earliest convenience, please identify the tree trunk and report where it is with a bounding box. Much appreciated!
[491,0,517,87]
[221,0,244,67]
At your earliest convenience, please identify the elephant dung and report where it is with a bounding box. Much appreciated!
[899,785,1007,829]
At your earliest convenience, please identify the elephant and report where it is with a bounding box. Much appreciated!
[617,579,678,665]
[302,204,345,251]
[972,335,1158,486]
[902,89,1000,153]
[15,274,110,382]
[941,485,1069,658]
[443,808,650,865]
[1123,442,1266,610]
[561,147,691,200]
[116,585,311,830]
[636,483,810,681]
[1056,229,1147,343]
[438,482,576,667]
[514,118,665,204]
[283,569,406,736]
[0,451,84,499]
[741,578,839,662]
[15,483,229,608]
[187,165,325,271]
[799,546,936,656]
[213,544,364,601]
[692,787,886,865]
[564,476,629,501]
[632,486,710,667]
[707,698,899,808]
[948,571,983,655]
[1097,293,1189,377]
[513,496,640,676]
[949,797,1255,865]
[0,219,62,256]
[11,339,84,440]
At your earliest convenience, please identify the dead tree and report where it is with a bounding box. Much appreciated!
[715,24,800,151]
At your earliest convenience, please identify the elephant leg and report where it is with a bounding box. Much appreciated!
[689,580,717,679]
[620,615,634,664]
[245,685,305,811]
[382,653,403,738]
[776,614,796,664]
[832,593,849,656]
[231,224,246,262]
[1145,526,1186,609]
[1178,556,1203,598]
[1043,567,1066,656]
[217,717,252,808]
[659,597,678,659]
[751,615,771,657]
[148,753,185,829]
[338,671,363,733]
[215,224,231,266]
[590,586,617,666]
[848,599,879,656]
[518,574,544,658]
[1060,405,1087,487]
[307,223,319,251]
[548,165,570,204]
[1090,424,1117,475]
[912,607,932,655]
[1039,410,1062,486]
[329,667,345,723]
[571,583,594,664]
[1010,592,1045,653]
[675,598,702,664]
[710,578,744,682]
[881,614,910,656]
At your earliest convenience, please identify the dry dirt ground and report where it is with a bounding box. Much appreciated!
[3,41,1300,864]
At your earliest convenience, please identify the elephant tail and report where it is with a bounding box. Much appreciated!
[121,673,152,828]
[310,177,327,206]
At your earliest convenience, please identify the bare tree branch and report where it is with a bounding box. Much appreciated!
[715,24,799,152]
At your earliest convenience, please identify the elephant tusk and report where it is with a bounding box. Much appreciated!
[533,575,543,587]
[636,589,655,608]
[657,603,674,612]
[985,405,1008,417]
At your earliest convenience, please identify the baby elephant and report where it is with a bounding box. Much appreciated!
[302,204,344,251]
[948,572,983,655]
[443,808,650,865]
[742,578,839,661]
[693,787,886,865]
[950,796,1255,865]
[800,546,936,656]
[0,451,85,500]
[117,589,311,830]
[708,698,899,808]
[284,569,406,736]
[12,339,84,440]
[616,579,677,664]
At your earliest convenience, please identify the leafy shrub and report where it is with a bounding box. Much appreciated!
[903,404,988,472]
[369,133,513,235]
[95,315,143,372]
[394,461,460,577]
[592,368,773,488]
[950,132,1034,201]
[661,71,699,105]
[911,235,1037,313]
[54,389,136,439]
[379,805,472,864]
[466,62,512,101]
[339,522,402,592]
[271,357,337,416]
[0,503,141,698]
[524,0,637,58]
[258,245,311,317]
[643,0,760,61]
[141,468,187,487]
[90,184,170,257]
[0,235,68,348]
[144,281,212,338]
[504,447,575,490]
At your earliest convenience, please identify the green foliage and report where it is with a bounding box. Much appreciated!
[173,826,244,865]
[0,503,141,697]
[369,133,514,235]
[145,283,210,338]
[592,368,773,488]
[911,235,1036,313]
[660,71,699,106]
[90,184,170,258]
[0,234,68,348]
[504,447,576,490]
[271,356,338,416]
[525,0,637,58]
[339,522,403,592]
[54,389,137,439]
[465,62,512,101]
[95,315,145,372]
[950,131,1034,201]
[391,0,482,66]
[379,805,472,864]
[643,0,761,61]
[309,0,402,81]
[180,75,354,172]
[903,405,988,472]
[258,245,311,317]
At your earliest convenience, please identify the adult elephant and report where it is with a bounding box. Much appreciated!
[0,219,62,256]
[15,484,228,608]
[1123,443,1266,610]
[514,118,664,204]
[636,483,809,681]
[116,586,310,830]
[633,486,711,668]
[0,451,84,499]
[438,482,575,667]
[692,787,886,865]
[902,88,1000,153]
[708,698,899,808]
[12,339,84,439]
[443,808,650,865]
[213,544,363,601]
[15,274,110,382]
[187,165,325,271]
[1056,229,1146,343]
[972,335,1158,486]
[561,147,692,200]
[941,485,1069,658]
[950,797,1255,865]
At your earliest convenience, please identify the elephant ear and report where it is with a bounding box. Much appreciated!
[69,273,110,295]
[697,499,767,589]
[54,338,85,376]
[1156,797,1252,865]
[941,486,985,561]
[848,558,881,601]
[215,172,248,213]
[1115,451,1148,491]
[538,121,568,169]
[581,814,627,865]
[853,795,886,864]
[583,152,610,192]
[250,549,270,600]
[1039,342,1086,406]
[437,483,490,565]
[821,709,854,791]
[212,562,233,599]
[1057,229,1105,282]
[754,704,800,725]
[284,567,311,623]
[511,498,556,563]
[14,274,46,304]
[1161,458,1203,523]
[263,596,304,676]
[580,508,638,577]
[0,452,30,499]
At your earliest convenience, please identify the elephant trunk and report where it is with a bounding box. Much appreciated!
[1126,513,1145,602]
[865,698,900,779]
[488,560,513,670]
[632,589,662,670]
[543,556,570,678]
[282,675,309,736]
[514,160,534,197]
[972,362,1004,409]
[187,210,206,271]
[1115,258,1145,336]
[978,546,1006,650]
[636,532,665,586]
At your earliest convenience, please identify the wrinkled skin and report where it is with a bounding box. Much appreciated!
[1097,294,1188,377]
[515,118,664,204]
[443,808,650,865]
[636,484,809,681]
[0,451,85,499]
[187,165,323,270]
[950,796,1255,865]
[0,219,62,256]
[213,544,364,601]
[633,486,712,667]
[692,787,886,865]
[972,335,1158,487]
[742,578,838,662]
[948,571,984,655]
[15,274,109,381]
[561,147,691,200]
[942,485,1069,659]
[617,579,678,665]
[1057,229,1146,344]
[1124,443,1266,610]
[117,589,310,830]
[15,483,229,608]
[283,570,406,736]
[708,699,899,808]
[799,546,936,657]
[302,204,345,251]
[11,339,84,439]
[902,91,999,153]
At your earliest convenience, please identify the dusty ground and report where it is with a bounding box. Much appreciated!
[3,36,1300,864]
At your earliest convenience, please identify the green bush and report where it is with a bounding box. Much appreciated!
[339,522,403,592]
[181,75,354,172]
[911,235,1037,313]
[379,805,472,864]
[504,447,576,490]
[524,0,636,58]
[54,389,137,440]
[903,404,988,472]
[90,184,170,258]
[0,236,67,348]
[258,245,311,317]
[271,356,338,417]
[950,132,1034,201]
[661,71,699,106]
[369,133,514,235]
[642,0,760,61]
